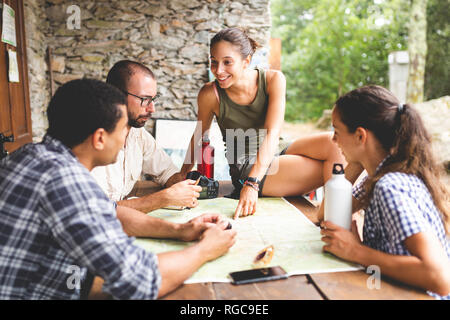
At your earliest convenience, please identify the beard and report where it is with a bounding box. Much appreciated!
[128,111,151,128]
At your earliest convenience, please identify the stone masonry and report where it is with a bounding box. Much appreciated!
[22,0,271,141]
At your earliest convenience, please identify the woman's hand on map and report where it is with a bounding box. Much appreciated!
[178,213,229,242]
[233,185,258,219]
[320,220,362,262]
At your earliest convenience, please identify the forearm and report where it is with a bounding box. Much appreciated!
[157,243,208,298]
[116,205,181,238]
[353,243,450,295]
[117,189,170,213]
[165,172,184,188]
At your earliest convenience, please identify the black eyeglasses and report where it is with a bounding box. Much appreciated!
[124,91,160,107]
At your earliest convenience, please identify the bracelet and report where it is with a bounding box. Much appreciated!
[244,181,259,192]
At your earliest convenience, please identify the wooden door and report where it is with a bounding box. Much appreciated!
[0,0,32,155]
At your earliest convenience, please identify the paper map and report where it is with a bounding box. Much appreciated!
[134,197,362,283]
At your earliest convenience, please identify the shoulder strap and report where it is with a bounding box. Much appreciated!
[258,67,268,96]
[213,81,220,104]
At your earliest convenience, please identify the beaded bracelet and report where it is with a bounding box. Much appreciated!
[244,180,259,192]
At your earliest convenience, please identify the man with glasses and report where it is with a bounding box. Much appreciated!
[91,60,200,212]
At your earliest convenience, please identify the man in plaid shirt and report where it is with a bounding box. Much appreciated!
[0,79,235,299]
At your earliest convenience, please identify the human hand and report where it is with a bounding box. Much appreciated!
[320,220,362,262]
[198,225,237,261]
[233,185,258,219]
[178,213,229,242]
[164,179,202,208]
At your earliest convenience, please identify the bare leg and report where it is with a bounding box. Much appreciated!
[262,155,324,196]
[284,132,345,182]
[261,132,345,196]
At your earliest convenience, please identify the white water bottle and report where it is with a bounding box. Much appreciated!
[324,163,352,230]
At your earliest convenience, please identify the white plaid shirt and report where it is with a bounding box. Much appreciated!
[0,135,161,299]
[353,157,450,299]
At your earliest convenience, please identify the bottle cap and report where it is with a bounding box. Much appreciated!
[202,132,210,142]
[332,163,345,174]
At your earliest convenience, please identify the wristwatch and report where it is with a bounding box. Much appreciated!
[246,177,261,185]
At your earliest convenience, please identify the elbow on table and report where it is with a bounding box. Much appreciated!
[430,282,450,297]
[426,265,450,297]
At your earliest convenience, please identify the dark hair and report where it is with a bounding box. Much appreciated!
[210,27,261,59]
[335,85,449,233]
[106,60,155,92]
[46,78,127,148]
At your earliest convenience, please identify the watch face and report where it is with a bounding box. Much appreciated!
[247,177,260,184]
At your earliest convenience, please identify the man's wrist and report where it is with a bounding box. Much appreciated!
[147,188,171,208]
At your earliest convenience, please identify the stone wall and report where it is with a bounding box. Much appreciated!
[23,0,50,141]
[23,0,271,141]
[414,96,450,169]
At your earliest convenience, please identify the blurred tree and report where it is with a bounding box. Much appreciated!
[424,0,450,99]
[272,0,409,121]
[406,0,428,103]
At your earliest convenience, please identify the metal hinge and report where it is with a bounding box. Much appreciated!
[0,133,15,159]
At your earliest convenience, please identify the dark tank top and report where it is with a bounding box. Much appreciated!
[215,67,269,166]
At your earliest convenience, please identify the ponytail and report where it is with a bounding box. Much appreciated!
[388,103,449,232]
[247,35,261,54]
[391,104,431,170]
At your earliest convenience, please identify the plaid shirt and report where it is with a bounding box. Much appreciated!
[353,157,450,299]
[0,135,161,299]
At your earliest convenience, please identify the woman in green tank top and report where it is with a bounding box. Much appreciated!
[181,28,346,219]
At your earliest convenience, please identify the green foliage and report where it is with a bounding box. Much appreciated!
[272,0,409,122]
[425,0,450,100]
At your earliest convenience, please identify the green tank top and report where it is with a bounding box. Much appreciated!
[215,67,269,165]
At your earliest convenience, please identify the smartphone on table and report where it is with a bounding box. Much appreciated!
[229,266,288,285]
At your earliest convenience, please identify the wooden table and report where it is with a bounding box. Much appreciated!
[119,180,433,300]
